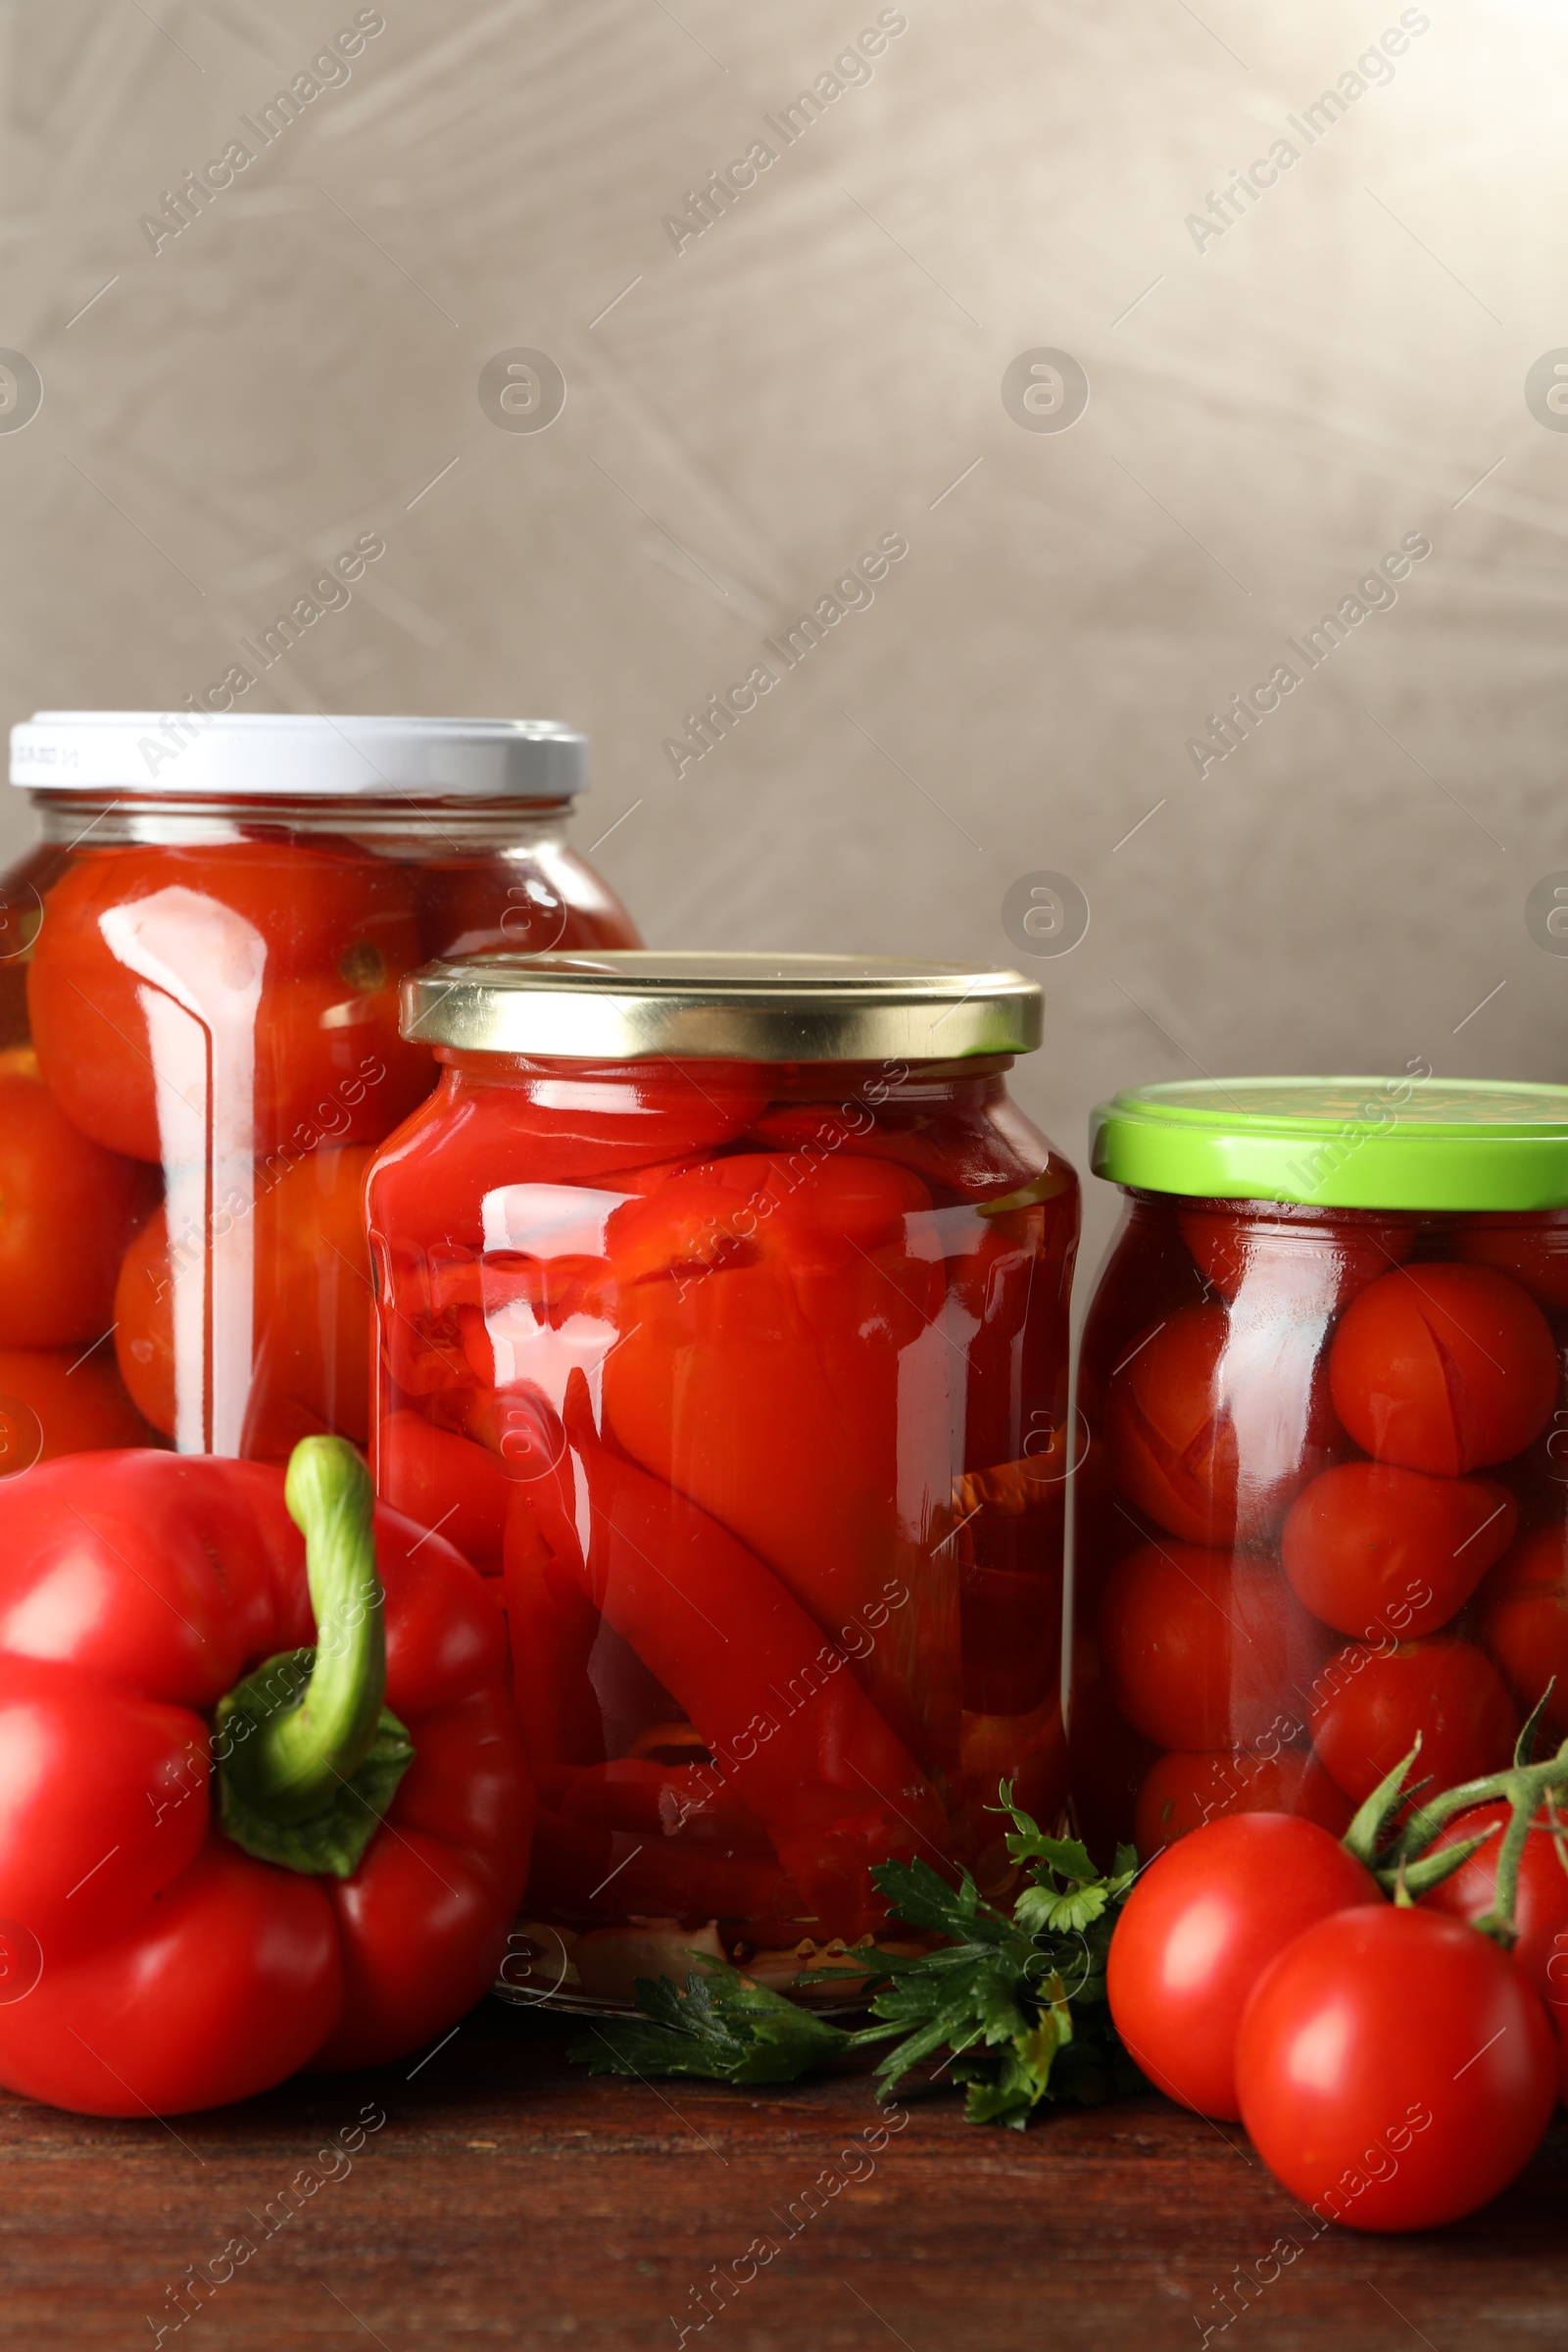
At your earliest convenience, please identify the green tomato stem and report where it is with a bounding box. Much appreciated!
[1388,1739,1568,1947]
[1347,1696,1568,1937]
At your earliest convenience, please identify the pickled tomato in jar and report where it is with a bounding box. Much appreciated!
[0,713,638,1467]
[1074,1079,1568,1862]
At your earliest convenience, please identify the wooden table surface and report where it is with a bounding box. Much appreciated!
[5,1995,1563,2351]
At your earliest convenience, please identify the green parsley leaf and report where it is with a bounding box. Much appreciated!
[1007,1831,1099,1880]
[565,1784,1145,2131]
[845,1787,1140,2122]
[868,1856,982,1940]
[568,1958,850,2085]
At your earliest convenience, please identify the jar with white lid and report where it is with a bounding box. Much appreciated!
[0,712,639,1472]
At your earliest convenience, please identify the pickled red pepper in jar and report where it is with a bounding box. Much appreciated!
[1072,1078,1568,1865]
[366,954,1078,2000]
[0,713,637,1471]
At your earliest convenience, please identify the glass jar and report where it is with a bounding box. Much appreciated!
[1072,1077,1568,1866]
[0,713,638,1472]
[366,953,1079,2005]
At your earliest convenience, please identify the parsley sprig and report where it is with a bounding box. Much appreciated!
[574,1960,848,2086]
[568,1784,1143,2129]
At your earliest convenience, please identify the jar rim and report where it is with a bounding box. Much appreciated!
[1093,1076,1568,1211]
[402,951,1043,1062]
[11,712,589,799]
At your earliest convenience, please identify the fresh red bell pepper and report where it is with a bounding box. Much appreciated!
[0,1438,531,2116]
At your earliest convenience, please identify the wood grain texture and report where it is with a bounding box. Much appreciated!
[2,1997,1561,2349]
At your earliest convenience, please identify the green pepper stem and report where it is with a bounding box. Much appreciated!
[221,1437,391,1825]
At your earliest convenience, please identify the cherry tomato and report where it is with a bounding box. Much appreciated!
[1236,1906,1557,2230]
[114,1146,373,1457]
[1458,1215,1568,1312]
[1309,1637,1517,1803]
[1282,1461,1515,1641]
[1107,1813,1377,2119]
[27,844,431,1162]
[1134,1744,1351,1858]
[0,1345,158,1469]
[1099,1543,1329,1752]
[1180,1203,1411,1308]
[1329,1262,1557,1476]
[1420,1800,1568,2025]
[0,1047,160,1348]
[1106,1300,1339,1546]
[1479,1526,1568,1745]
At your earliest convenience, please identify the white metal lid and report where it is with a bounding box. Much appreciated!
[9,712,589,799]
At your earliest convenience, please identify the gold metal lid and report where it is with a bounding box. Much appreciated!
[401,952,1043,1062]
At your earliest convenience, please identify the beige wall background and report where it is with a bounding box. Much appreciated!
[3,0,1566,1276]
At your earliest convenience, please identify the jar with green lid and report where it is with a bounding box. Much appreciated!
[1071,1076,1568,1864]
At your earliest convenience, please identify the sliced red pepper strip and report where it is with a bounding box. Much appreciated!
[556,1369,948,1937]
[558,1758,772,1847]
[528,1805,807,1935]
[745,1095,1063,1202]
[600,1150,956,1759]
[377,1409,514,1572]
[368,1058,770,1202]
[376,1243,481,1398]
[502,1479,606,1776]
[946,1193,1076,1476]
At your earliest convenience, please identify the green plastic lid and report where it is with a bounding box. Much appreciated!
[1091,1078,1568,1212]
